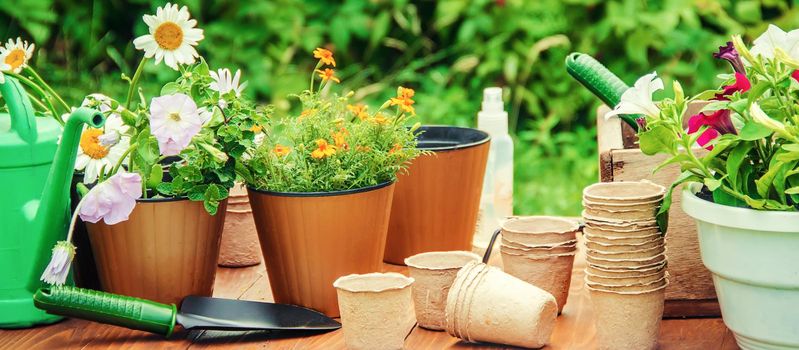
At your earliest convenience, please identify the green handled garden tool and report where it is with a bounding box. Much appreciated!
[564,52,640,131]
[33,286,341,337]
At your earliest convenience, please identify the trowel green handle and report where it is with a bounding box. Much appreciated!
[565,52,639,131]
[33,287,177,337]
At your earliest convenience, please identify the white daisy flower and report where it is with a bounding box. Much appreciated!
[76,126,132,184]
[149,93,203,156]
[209,68,247,97]
[0,37,35,73]
[132,3,204,70]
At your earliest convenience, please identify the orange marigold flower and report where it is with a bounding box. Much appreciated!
[389,86,416,115]
[315,68,341,83]
[313,48,336,67]
[311,139,337,159]
[347,104,369,120]
[389,143,403,154]
[273,144,291,156]
[370,114,388,125]
[332,129,349,149]
[298,109,317,121]
[250,125,263,133]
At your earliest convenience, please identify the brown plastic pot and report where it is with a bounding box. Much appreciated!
[384,126,490,264]
[218,183,261,267]
[86,197,228,305]
[248,181,395,317]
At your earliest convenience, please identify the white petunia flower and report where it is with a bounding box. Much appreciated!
[605,72,663,120]
[749,24,799,61]
[209,68,247,97]
[132,3,204,70]
[149,93,203,156]
[0,37,35,73]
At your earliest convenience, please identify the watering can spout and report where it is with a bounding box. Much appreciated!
[35,108,105,230]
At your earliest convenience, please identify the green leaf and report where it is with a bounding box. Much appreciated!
[704,177,722,191]
[712,188,746,207]
[638,125,674,156]
[755,161,787,198]
[653,153,691,173]
[657,171,702,235]
[785,187,799,194]
[204,199,219,216]
[747,80,771,106]
[726,142,753,191]
[739,121,773,140]
[160,82,180,96]
[146,164,163,188]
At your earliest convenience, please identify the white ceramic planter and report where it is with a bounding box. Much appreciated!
[683,185,799,350]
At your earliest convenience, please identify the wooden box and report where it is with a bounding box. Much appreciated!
[596,105,720,318]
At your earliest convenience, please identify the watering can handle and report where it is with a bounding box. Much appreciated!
[0,76,38,142]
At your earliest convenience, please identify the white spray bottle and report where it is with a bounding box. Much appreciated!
[474,87,514,254]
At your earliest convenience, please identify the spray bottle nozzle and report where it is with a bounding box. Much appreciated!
[481,87,504,113]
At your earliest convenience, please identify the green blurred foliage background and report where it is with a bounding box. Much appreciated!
[1,0,798,215]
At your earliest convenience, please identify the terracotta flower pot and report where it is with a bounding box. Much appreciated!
[384,126,490,264]
[86,197,228,305]
[248,182,395,317]
[334,272,416,350]
[218,183,261,267]
[404,251,480,330]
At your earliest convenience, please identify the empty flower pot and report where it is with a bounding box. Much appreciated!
[582,181,666,205]
[501,237,578,249]
[499,242,577,256]
[588,282,667,350]
[404,250,480,331]
[501,250,575,313]
[583,206,659,222]
[445,260,487,339]
[218,183,261,267]
[248,181,395,317]
[445,262,558,348]
[384,126,490,264]
[583,197,662,210]
[86,198,228,304]
[334,272,416,350]
[500,216,580,246]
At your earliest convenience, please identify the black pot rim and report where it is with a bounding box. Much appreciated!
[247,180,394,197]
[416,125,490,152]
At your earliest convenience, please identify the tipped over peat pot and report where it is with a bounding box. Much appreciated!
[86,197,228,305]
[683,184,799,350]
[248,182,396,317]
[384,126,490,264]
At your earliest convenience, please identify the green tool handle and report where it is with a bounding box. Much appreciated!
[565,52,639,131]
[33,286,177,337]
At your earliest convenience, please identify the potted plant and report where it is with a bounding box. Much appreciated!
[38,3,263,305]
[242,48,422,317]
[604,25,799,349]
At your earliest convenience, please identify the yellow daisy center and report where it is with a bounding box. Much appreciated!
[154,22,184,50]
[79,129,110,160]
[5,49,26,70]
[169,112,182,121]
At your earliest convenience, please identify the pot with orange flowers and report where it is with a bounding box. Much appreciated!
[35,3,267,305]
[242,48,422,317]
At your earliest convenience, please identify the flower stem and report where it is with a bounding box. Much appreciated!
[309,61,322,93]
[25,66,71,113]
[126,58,148,110]
[66,198,86,243]
[112,143,137,175]
[7,72,62,124]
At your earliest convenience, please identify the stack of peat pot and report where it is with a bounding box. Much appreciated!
[582,180,669,350]
[498,216,580,314]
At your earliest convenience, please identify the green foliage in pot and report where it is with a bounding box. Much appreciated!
[244,49,422,193]
[606,24,799,231]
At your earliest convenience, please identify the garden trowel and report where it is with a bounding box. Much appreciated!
[33,286,340,337]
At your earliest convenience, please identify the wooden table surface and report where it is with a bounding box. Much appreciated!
[0,246,739,349]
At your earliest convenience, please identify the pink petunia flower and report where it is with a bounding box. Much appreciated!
[716,72,751,100]
[688,109,737,149]
[79,170,143,225]
[149,93,203,156]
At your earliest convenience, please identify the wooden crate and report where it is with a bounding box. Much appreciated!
[596,105,720,318]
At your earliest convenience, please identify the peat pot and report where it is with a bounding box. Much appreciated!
[683,184,799,350]
[87,197,228,305]
[248,182,395,317]
[384,126,490,264]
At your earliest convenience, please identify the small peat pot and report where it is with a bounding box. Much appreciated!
[445,262,558,348]
[248,182,395,317]
[683,184,799,349]
[384,126,490,264]
[404,251,481,331]
[588,282,668,350]
[334,272,416,350]
[86,197,228,305]
[500,251,576,314]
[217,183,261,267]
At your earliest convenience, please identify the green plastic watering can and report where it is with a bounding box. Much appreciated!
[0,76,104,328]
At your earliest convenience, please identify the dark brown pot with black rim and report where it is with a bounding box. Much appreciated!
[248,181,396,317]
[383,125,490,265]
[86,196,228,305]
